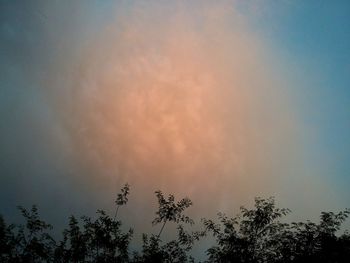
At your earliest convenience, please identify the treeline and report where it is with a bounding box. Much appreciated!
[1,184,350,263]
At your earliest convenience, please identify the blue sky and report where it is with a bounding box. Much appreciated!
[237,0,350,189]
[264,1,350,186]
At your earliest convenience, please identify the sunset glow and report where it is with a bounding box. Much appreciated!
[51,2,326,217]
[1,1,349,245]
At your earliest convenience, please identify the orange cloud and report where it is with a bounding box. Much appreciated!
[48,0,335,229]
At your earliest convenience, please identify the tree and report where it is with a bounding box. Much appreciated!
[204,197,350,263]
[10,206,55,263]
[288,209,350,263]
[1,187,350,262]
[204,197,291,263]
[0,215,17,262]
[54,215,87,262]
[153,190,193,239]
[133,191,199,263]
[83,210,133,262]
[114,183,130,221]
[53,183,133,262]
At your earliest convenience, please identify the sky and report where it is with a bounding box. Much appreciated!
[1,0,350,246]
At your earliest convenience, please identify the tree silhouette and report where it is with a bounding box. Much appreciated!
[0,215,17,262]
[114,183,130,221]
[203,197,290,262]
[1,187,350,262]
[132,190,199,262]
[203,197,350,263]
[54,215,87,262]
[152,190,193,239]
[54,184,133,263]
[286,209,350,262]
[0,206,55,262]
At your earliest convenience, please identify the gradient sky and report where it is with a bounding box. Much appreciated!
[1,0,350,246]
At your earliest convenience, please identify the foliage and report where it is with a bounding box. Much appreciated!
[114,183,130,220]
[203,197,350,263]
[54,184,133,263]
[152,190,194,238]
[1,187,350,263]
[0,206,55,263]
[133,191,200,262]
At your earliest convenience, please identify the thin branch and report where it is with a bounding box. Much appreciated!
[157,220,167,239]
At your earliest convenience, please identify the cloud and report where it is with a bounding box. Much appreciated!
[1,1,339,240]
[44,0,335,222]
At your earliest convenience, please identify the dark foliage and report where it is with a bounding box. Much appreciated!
[0,206,55,262]
[132,190,200,262]
[203,197,350,263]
[1,186,349,263]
